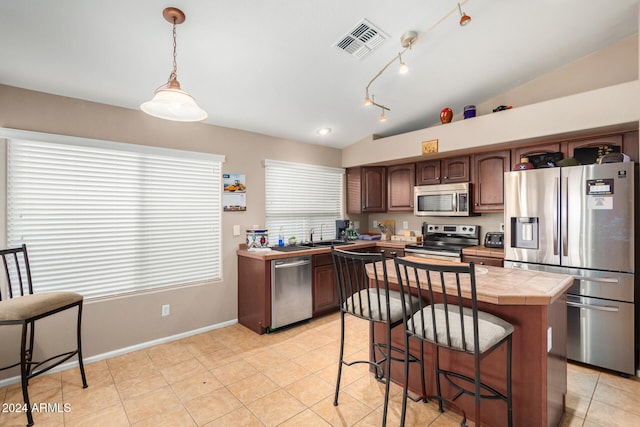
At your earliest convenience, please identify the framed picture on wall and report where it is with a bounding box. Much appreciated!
[223,173,246,211]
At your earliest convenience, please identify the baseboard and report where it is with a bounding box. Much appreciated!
[0,318,238,388]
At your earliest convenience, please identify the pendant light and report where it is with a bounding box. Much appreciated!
[458,2,472,26]
[141,7,207,122]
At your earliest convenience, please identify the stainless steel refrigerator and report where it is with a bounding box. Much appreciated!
[503,162,635,375]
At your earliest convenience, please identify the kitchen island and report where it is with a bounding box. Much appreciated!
[368,257,574,427]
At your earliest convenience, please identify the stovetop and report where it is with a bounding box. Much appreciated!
[405,224,480,255]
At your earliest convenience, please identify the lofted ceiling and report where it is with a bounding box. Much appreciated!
[1,0,638,149]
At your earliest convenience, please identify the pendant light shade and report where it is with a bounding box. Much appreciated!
[141,80,207,122]
[141,7,207,122]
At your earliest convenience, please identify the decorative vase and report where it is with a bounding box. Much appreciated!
[440,107,453,124]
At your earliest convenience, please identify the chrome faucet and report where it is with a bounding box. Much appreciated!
[310,228,315,243]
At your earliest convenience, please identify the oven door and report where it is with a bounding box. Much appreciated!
[404,249,461,262]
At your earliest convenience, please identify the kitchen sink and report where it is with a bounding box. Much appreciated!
[270,244,313,252]
[302,240,354,247]
[269,240,354,251]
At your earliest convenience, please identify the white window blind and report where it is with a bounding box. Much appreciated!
[265,159,344,243]
[7,138,224,299]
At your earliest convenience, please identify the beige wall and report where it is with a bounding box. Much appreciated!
[0,85,342,381]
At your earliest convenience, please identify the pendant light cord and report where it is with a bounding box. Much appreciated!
[170,18,178,82]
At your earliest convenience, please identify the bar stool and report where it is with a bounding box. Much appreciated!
[331,248,424,426]
[0,244,88,426]
[393,256,514,427]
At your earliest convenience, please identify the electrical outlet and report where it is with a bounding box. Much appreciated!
[354,221,360,229]
[500,223,505,232]
[402,221,409,229]
[161,304,170,317]
[233,225,240,236]
[373,220,379,228]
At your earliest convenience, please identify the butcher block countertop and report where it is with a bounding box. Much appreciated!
[373,256,574,306]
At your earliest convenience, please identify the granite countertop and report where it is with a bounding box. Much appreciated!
[375,256,574,306]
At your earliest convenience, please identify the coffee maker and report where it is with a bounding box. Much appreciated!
[335,219,350,241]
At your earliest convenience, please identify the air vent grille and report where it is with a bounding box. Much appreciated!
[334,19,388,60]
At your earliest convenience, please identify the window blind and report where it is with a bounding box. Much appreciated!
[7,138,223,299]
[265,159,344,243]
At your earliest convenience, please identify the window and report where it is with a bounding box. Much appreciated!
[7,136,224,299]
[265,159,344,243]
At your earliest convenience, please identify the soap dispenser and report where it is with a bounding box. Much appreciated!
[278,227,285,247]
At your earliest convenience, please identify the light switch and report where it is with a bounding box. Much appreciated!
[547,327,552,352]
[354,221,360,229]
[373,220,379,228]
[233,225,240,236]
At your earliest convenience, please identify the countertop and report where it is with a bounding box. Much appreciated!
[236,239,405,260]
[462,245,505,259]
[374,256,574,306]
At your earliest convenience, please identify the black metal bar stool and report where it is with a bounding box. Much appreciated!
[0,244,88,426]
[393,255,513,427]
[331,248,424,426]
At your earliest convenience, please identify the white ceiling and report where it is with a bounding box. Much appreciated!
[1,0,638,149]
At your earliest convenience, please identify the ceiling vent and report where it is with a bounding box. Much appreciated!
[334,19,389,60]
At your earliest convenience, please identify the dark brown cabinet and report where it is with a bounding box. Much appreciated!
[566,134,623,163]
[472,150,511,213]
[375,246,405,258]
[416,156,469,185]
[461,254,503,267]
[346,166,386,214]
[387,163,415,211]
[512,142,563,167]
[312,253,339,316]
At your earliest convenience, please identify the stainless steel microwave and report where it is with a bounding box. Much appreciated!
[414,182,472,216]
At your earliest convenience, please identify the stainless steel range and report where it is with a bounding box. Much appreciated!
[405,223,480,262]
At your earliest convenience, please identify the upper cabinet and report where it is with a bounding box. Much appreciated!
[346,166,386,214]
[512,142,563,167]
[416,156,469,185]
[387,163,415,212]
[347,131,636,215]
[472,150,511,213]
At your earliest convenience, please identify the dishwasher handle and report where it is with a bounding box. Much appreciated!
[274,259,311,269]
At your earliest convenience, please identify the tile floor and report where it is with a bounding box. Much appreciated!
[0,312,639,426]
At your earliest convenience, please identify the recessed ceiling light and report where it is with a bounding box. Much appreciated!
[317,128,332,136]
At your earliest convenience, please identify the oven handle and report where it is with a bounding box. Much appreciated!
[404,251,461,262]
[567,299,619,313]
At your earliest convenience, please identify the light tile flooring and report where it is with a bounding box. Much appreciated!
[1,312,639,426]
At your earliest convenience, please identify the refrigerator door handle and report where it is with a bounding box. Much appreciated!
[553,177,559,256]
[561,176,568,257]
[567,300,619,313]
[572,275,620,284]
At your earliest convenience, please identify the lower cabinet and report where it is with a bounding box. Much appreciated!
[375,246,405,258]
[312,253,339,316]
[461,254,503,267]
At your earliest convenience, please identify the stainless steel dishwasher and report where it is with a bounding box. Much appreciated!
[270,256,312,330]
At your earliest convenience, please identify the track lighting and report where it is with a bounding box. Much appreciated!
[141,7,207,122]
[362,2,474,123]
[458,2,472,26]
[398,53,408,75]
